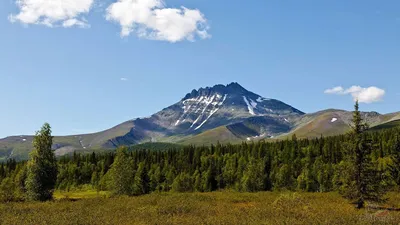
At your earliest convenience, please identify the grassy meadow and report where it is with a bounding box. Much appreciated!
[0,191,399,225]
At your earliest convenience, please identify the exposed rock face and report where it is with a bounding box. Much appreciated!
[105,82,304,146]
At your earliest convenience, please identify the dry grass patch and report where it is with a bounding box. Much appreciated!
[0,191,399,224]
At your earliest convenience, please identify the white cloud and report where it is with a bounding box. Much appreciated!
[106,0,210,42]
[9,0,93,28]
[120,77,128,81]
[63,19,90,28]
[324,85,385,103]
[324,86,345,95]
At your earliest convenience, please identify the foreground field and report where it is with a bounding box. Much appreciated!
[0,191,400,225]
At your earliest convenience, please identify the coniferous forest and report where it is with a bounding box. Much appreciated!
[1,125,399,202]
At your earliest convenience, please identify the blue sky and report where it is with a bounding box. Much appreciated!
[0,0,399,138]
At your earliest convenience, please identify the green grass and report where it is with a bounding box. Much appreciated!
[278,112,351,140]
[53,190,110,200]
[370,119,400,132]
[1,191,399,224]
[180,126,243,145]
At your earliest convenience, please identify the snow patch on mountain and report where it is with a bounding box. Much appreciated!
[243,96,256,115]
[219,94,228,106]
[256,96,270,102]
[250,99,258,108]
[172,82,303,131]
[190,95,216,128]
[195,108,219,130]
[331,118,338,123]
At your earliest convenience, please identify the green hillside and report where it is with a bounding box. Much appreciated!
[280,112,351,139]
[370,119,400,131]
[179,126,243,145]
[0,121,134,161]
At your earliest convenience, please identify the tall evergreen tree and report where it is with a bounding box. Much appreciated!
[342,101,386,208]
[25,123,58,201]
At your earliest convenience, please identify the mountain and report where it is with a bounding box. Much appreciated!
[1,82,399,161]
[276,109,398,139]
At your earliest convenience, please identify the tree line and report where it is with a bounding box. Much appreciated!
[1,102,399,208]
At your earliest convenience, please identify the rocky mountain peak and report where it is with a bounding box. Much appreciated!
[182,82,250,101]
[167,82,305,133]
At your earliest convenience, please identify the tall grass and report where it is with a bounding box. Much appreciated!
[0,191,399,224]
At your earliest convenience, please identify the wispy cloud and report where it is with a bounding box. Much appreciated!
[106,0,210,42]
[324,85,385,103]
[120,77,128,81]
[8,0,93,28]
[324,86,345,95]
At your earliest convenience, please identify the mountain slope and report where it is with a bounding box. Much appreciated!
[1,82,399,161]
[99,82,304,147]
[182,109,400,144]
[180,115,294,145]
[0,121,135,160]
[277,110,400,139]
[369,119,400,132]
[0,82,304,160]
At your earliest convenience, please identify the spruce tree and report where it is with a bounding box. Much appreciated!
[25,123,58,201]
[342,101,386,208]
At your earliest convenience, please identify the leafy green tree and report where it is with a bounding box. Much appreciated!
[109,147,135,196]
[25,123,58,201]
[172,172,193,192]
[0,178,15,202]
[133,162,150,195]
[149,165,163,192]
[163,166,175,192]
[193,169,202,192]
[222,154,237,188]
[297,166,317,192]
[240,158,265,192]
[273,164,295,190]
[235,156,247,190]
[91,171,101,191]
[0,164,5,182]
[98,170,113,191]
[201,164,218,192]
[389,136,400,188]
[14,165,27,200]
